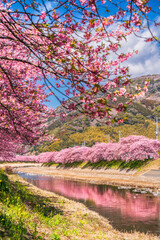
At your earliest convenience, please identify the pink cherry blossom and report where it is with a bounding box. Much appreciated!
[0,0,158,159]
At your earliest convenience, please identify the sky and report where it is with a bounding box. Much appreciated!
[121,17,160,78]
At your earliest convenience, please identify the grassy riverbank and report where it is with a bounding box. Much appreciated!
[42,159,151,171]
[0,169,159,240]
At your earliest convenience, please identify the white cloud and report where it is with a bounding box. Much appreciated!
[39,1,55,12]
[120,25,160,77]
[89,20,160,78]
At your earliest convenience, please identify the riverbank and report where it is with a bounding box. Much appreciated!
[0,169,159,240]
[12,162,160,190]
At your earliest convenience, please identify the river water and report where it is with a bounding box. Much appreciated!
[18,172,160,236]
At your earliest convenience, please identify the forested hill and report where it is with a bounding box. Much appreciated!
[34,74,160,153]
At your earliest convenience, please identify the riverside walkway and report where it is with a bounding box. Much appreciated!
[142,169,160,178]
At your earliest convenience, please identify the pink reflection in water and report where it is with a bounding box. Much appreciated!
[28,178,160,222]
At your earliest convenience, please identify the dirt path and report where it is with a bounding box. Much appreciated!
[142,169,160,178]
[7,163,160,190]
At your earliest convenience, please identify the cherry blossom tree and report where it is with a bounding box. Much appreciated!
[0,0,159,159]
[35,152,53,163]
[1,0,158,118]
[0,130,16,161]
[119,136,160,161]
[0,38,53,159]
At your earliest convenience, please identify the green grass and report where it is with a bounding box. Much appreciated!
[0,211,29,240]
[43,159,150,171]
[0,169,66,239]
[0,169,43,239]
[82,159,150,170]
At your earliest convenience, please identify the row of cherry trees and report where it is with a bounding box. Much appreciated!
[2,135,160,163]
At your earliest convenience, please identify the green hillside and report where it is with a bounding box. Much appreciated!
[36,120,159,153]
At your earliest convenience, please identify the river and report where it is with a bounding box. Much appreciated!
[18,172,160,236]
